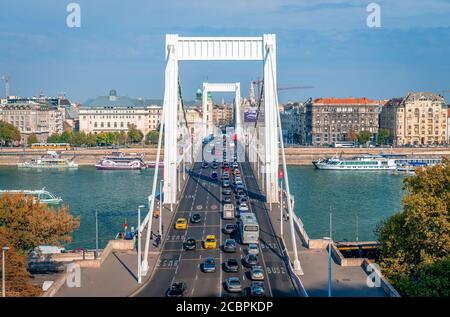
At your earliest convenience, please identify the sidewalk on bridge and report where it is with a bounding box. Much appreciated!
[54,205,176,297]
[267,203,386,297]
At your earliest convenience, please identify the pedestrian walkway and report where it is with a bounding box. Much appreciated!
[53,204,176,297]
[266,202,386,297]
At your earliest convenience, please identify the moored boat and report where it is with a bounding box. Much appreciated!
[18,151,78,169]
[95,152,146,170]
[0,188,63,205]
[313,155,397,170]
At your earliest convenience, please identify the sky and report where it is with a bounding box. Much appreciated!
[0,0,449,103]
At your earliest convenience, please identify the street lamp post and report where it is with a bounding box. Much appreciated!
[2,246,9,297]
[137,205,145,284]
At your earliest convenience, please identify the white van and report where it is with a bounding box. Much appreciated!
[223,203,235,220]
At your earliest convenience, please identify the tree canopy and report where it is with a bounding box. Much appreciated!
[357,130,372,145]
[127,124,144,144]
[377,128,390,145]
[377,158,450,296]
[27,134,38,145]
[0,120,21,145]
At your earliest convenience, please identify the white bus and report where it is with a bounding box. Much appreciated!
[239,213,259,244]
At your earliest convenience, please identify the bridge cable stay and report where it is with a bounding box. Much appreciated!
[267,47,302,273]
[178,78,194,164]
[141,89,166,275]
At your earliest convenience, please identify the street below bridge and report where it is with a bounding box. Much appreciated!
[137,138,299,297]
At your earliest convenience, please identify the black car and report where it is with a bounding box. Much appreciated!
[243,254,258,267]
[223,196,232,203]
[183,238,196,251]
[223,258,239,272]
[166,282,187,297]
[249,281,265,297]
[223,223,235,234]
[210,172,218,180]
[211,163,218,169]
[201,162,209,168]
[190,213,201,223]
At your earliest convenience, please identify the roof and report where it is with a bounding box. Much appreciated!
[83,90,141,108]
[313,97,378,105]
[403,92,444,103]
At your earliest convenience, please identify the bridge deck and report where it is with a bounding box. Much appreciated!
[137,158,299,297]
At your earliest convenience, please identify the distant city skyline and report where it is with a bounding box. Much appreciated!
[1,0,449,103]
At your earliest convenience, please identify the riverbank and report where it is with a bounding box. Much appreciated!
[0,146,449,166]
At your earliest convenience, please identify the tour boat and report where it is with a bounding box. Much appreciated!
[0,188,63,205]
[95,152,147,170]
[18,151,78,169]
[313,155,397,170]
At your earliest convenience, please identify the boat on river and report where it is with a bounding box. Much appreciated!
[95,152,147,170]
[18,151,78,169]
[0,188,63,205]
[313,155,397,170]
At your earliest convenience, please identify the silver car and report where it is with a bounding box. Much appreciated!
[250,266,265,281]
[247,243,259,255]
[225,277,242,293]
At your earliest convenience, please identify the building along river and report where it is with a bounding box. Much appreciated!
[0,166,405,248]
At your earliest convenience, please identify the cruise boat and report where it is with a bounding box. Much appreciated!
[18,151,78,169]
[313,155,397,170]
[95,152,147,170]
[0,188,63,205]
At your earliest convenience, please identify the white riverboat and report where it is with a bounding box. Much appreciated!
[18,151,78,169]
[0,188,63,205]
[313,155,397,170]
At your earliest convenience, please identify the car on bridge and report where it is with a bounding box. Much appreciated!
[190,213,201,223]
[223,188,232,195]
[203,235,217,249]
[223,223,235,234]
[166,282,187,297]
[238,203,249,212]
[223,258,239,272]
[225,277,242,293]
[223,239,237,253]
[222,180,230,188]
[183,237,196,251]
[250,266,265,281]
[249,281,265,297]
[202,257,216,273]
[223,196,232,203]
[243,254,258,267]
[247,243,259,256]
[210,172,218,180]
[201,162,209,168]
[175,218,188,230]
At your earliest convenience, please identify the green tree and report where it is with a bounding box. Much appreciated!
[377,159,450,296]
[86,133,97,147]
[96,132,108,146]
[146,130,159,145]
[106,132,116,145]
[27,134,38,146]
[377,128,390,145]
[357,130,372,145]
[47,133,61,143]
[59,131,73,144]
[117,131,127,146]
[127,124,144,144]
[0,120,21,145]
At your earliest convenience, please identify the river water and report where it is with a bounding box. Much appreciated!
[0,166,405,248]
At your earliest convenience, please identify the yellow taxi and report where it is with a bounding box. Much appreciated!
[175,218,188,230]
[203,235,217,249]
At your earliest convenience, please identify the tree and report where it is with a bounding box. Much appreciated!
[0,233,41,297]
[0,120,21,145]
[127,124,143,144]
[0,193,80,252]
[96,132,108,146]
[377,159,450,296]
[146,130,159,145]
[357,130,372,145]
[47,133,61,143]
[86,133,97,147]
[27,134,38,146]
[345,129,358,142]
[377,128,390,145]
[105,132,116,145]
[117,131,127,146]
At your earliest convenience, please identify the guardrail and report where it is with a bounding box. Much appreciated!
[278,237,308,297]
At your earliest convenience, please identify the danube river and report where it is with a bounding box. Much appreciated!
[0,166,405,248]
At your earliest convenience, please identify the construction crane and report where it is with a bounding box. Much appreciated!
[0,75,10,98]
[251,77,314,100]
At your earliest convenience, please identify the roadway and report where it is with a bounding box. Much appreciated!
[137,136,299,297]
